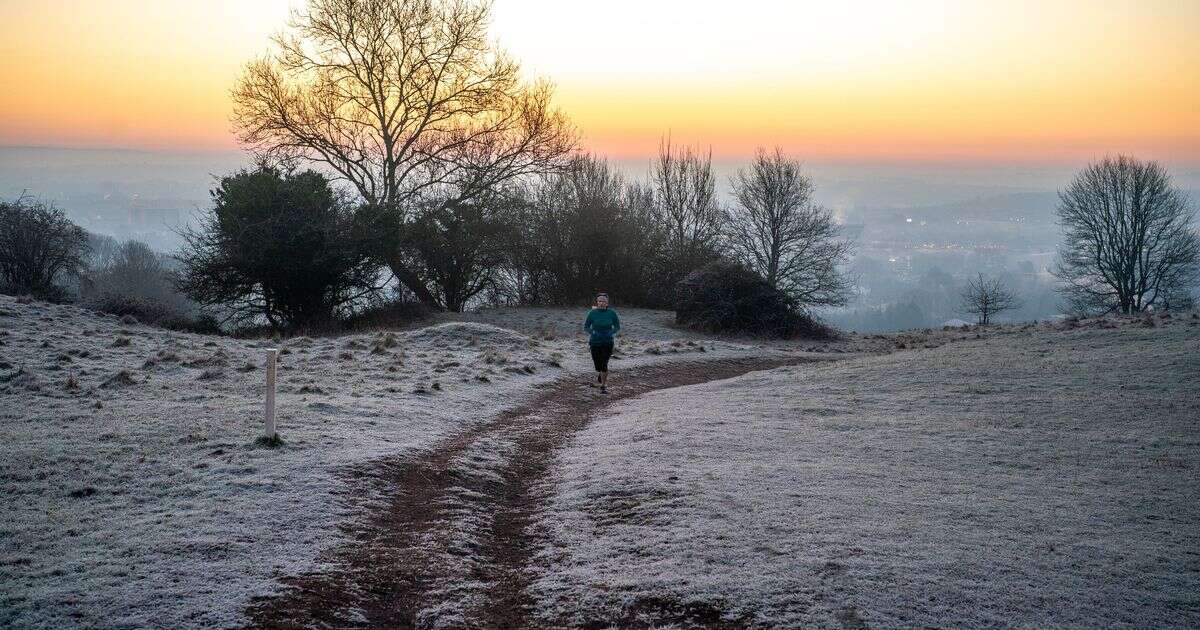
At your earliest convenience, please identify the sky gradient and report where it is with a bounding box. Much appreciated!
[1,0,1197,163]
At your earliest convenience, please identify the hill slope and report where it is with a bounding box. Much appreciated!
[5,294,1195,627]
[532,315,1200,627]
[0,297,760,627]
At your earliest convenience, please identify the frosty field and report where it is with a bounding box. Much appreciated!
[2,293,1197,628]
[0,297,771,627]
[532,316,1200,627]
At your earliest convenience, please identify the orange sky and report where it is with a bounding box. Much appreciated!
[1,0,1197,163]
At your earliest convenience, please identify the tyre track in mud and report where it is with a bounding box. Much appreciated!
[246,354,827,629]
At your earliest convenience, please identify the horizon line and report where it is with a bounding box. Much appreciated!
[6,142,1200,171]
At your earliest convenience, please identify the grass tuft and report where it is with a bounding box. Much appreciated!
[254,434,284,448]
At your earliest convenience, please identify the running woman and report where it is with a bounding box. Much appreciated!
[583,293,620,393]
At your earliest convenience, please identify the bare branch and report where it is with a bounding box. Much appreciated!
[726,148,853,308]
[960,274,1022,325]
[1053,155,1199,315]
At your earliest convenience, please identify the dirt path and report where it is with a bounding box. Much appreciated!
[246,355,821,629]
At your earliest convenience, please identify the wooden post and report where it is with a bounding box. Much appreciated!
[264,348,278,440]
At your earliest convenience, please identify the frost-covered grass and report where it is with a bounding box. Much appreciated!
[5,293,1138,627]
[0,297,760,628]
[532,315,1200,628]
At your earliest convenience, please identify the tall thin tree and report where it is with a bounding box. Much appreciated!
[651,137,725,281]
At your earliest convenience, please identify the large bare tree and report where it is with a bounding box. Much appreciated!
[1054,156,1199,315]
[727,148,852,308]
[232,0,577,305]
[960,273,1021,325]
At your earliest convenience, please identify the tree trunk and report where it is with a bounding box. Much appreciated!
[387,256,442,308]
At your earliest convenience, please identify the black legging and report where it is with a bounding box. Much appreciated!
[590,342,614,372]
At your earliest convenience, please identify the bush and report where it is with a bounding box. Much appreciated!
[232,293,431,338]
[404,193,516,312]
[82,240,172,301]
[341,296,433,333]
[507,156,668,307]
[176,166,382,330]
[80,239,219,334]
[675,261,835,339]
[86,292,221,334]
[0,196,88,300]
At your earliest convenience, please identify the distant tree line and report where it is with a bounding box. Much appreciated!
[169,139,854,333]
[0,141,857,337]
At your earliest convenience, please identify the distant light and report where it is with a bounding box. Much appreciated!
[905,217,912,223]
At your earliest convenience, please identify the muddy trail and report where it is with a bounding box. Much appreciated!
[246,354,823,629]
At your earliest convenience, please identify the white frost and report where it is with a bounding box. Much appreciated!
[0,298,753,628]
[531,317,1200,627]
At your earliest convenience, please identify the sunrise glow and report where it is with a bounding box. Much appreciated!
[1,0,1197,162]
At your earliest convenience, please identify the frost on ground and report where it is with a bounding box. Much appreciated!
[532,315,1200,628]
[2,292,1111,628]
[0,296,757,628]
[442,305,916,356]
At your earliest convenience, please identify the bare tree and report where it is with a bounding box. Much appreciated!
[231,0,577,306]
[961,274,1021,325]
[84,240,188,306]
[1054,156,1199,315]
[1157,283,1195,312]
[651,137,725,279]
[89,241,165,299]
[79,239,202,327]
[405,190,517,312]
[0,195,88,300]
[86,232,121,271]
[727,148,852,308]
[511,155,665,306]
